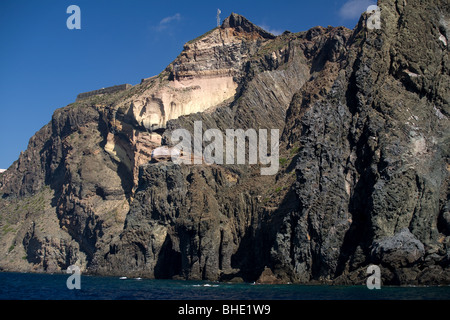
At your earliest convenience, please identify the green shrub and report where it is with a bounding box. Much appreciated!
[289,146,300,156]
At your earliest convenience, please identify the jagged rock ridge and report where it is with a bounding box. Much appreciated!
[0,2,449,285]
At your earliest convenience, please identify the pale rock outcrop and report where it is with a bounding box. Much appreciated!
[126,13,275,132]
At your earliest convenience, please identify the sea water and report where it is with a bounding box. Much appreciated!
[0,272,449,300]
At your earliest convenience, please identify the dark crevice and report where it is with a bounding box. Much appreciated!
[154,235,182,279]
[288,212,298,265]
[95,187,106,200]
[218,229,224,270]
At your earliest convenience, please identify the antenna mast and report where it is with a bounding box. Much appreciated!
[217,9,221,27]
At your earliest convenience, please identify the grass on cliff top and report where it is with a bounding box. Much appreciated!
[66,69,172,114]
[252,31,303,60]
[186,27,218,45]
[67,91,124,109]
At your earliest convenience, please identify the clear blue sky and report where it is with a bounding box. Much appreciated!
[0,0,375,169]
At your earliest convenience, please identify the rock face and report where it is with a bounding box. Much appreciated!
[129,13,275,132]
[0,2,449,285]
[372,228,425,268]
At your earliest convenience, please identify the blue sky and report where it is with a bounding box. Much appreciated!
[0,0,376,169]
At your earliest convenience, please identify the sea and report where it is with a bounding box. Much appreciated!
[0,272,449,300]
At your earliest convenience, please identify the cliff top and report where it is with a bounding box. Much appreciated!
[185,13,276,46]
[221,12,277,39]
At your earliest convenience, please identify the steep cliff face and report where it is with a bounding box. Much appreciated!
[0,2,449,285]
[96,24,352,281]
[126,13,275,132]
[274,0,450,284]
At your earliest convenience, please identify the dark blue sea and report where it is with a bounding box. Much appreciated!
[0,272,449,300]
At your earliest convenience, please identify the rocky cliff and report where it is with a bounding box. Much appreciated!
[0,2,449,285]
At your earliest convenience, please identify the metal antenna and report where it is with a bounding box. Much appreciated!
[173,63,179,81]
[217,9,221,27]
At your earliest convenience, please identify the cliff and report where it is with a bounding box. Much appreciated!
[76,84,132,102]
[0,2,449,285]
